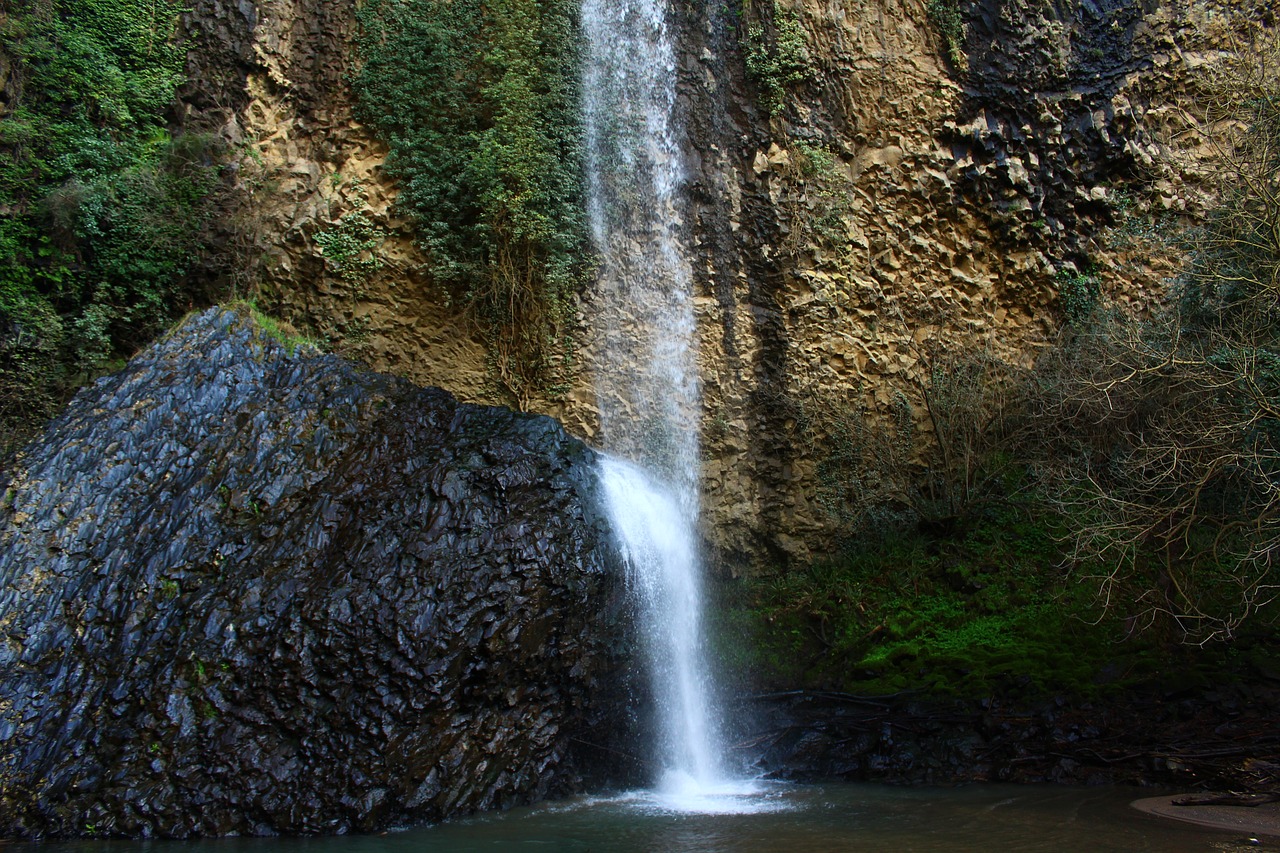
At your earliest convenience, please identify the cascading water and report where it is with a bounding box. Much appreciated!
[598,459,722,791]
[582,0,752,809]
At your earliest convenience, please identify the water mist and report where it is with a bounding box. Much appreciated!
[582,0,753,810]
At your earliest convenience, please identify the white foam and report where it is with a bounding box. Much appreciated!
[596,776,794,816]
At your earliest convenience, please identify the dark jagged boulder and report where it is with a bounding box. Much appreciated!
[0,307,636,839]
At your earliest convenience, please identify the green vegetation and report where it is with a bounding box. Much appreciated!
[926,0,965,68]
[747,35,1280,671]
[795,345,1023,545]
[718,497,1161,699]
[741,0,812,117]
[314,209,386,291]
[353,0,589,403]
[779,139,853,258]
[228,300,322,355]
[1054,267,1101,326]
[0,0,228,454]
[717,352,1142,698]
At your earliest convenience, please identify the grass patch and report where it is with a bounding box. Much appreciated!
[228,301,324,355]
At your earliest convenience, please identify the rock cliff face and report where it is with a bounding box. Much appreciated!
[176,0,1271,569]
[669,0,1270,567]
[0,308,636,838]
[179,0,494,399]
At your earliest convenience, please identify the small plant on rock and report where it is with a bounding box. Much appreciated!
[742,1,813,116]
[314,210,386,290]
[927,0,965,68]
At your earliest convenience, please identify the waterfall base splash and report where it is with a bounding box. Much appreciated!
[646,773,776,815]
[599,457,738,803]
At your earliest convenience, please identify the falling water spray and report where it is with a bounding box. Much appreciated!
[581,0,747,804]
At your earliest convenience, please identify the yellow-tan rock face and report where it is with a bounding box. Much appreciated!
[181,0,1271,571]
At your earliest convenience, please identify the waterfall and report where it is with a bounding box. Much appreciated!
[582,0,741,804]
[581,0,698,487]
[599,458,722,789]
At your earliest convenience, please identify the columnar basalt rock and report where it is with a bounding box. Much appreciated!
[667,0,1271,568]
[179,0,494,402]
[174,0,1271,570]
[0,308,636,838]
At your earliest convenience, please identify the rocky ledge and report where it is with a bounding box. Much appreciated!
[0,307,636,839]
[741,681,1280,792]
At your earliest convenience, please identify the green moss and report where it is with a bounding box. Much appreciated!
[718,494,1172,701]
[228,300,324,356]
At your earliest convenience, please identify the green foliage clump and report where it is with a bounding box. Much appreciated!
[314,210,386,289]
[1,0,226,453]
[353,0,589,402]
[1055,268,1101,326]
[742,1,812,117]
[927,0,965,68]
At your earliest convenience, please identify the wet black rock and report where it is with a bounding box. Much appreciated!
[0,307,636,839]
[741,684,1280,791]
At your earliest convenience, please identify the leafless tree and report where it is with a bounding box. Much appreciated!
[1031,30,1280,643]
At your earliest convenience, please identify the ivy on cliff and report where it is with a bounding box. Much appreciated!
[926,0,965,69]
[353,0,590,403]
[0,0,226,453]
[741,0,812,117]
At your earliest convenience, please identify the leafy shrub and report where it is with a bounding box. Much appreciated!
[781,140,853,256]
[353,0,589,402]
[314,211,386,289]
[0,287,63,449]
[726,492,1152,699]
[742,1,813,116]
[0,0,227,453]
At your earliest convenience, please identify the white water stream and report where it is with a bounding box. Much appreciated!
[582,0,754,810]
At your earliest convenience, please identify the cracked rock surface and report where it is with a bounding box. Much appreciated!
[0,307,635,838]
